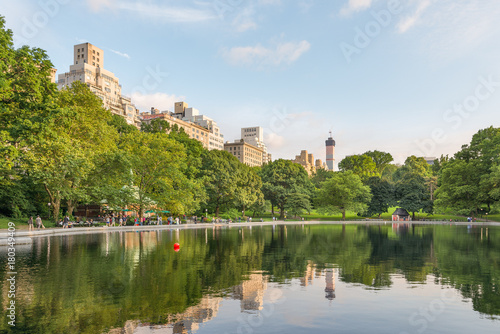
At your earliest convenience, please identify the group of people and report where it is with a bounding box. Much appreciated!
[27,215,45,231]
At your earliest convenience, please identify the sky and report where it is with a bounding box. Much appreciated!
[2,0,500,168]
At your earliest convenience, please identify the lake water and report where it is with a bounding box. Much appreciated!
[1,223,499,333]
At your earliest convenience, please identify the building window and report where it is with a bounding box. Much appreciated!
[97,52,100,56]
[97,58,99,62]
[93,50,95,54]
[93,62,95,66]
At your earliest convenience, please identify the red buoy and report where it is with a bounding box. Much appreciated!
[174,243,180,252]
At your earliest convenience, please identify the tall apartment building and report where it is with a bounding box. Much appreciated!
[292,150,326,175]
[173,102,224,150]
[241,126,272,164]
[224,139,265,167]
[57,43,141,127]
[325,132,336,171]
[140,108,210,149]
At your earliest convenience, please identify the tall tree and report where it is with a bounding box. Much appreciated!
[338,154,380,182]
[365,177,395,218]
[234,165,264,217]
[23,82,119,220]
[396,172,432,220]
[260,159,312,219]
[122,131,202,217]
[363,150,394,175]
[285,193,312,218]
[200,150,242,217]
[316,171,372,220]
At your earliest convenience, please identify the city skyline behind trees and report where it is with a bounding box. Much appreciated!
[1,17,499,222]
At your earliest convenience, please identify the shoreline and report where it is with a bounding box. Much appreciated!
[1,220,500,241]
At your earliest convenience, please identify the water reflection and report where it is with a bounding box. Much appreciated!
[0,224,499,333]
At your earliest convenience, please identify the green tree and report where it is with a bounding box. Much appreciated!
[122,131,202,217]
[316,171,372,220]
[435,127,500,216]
[396,172,432,220]
[141,118,171,133]
[394,156,430,180]
[200,150,242,217]
[338,154,379,182]
[311,168,334,188]
[434,159,484,217]
[285,193,312,218]
[260,159,312,219]
[234,165,264,216]
[363,150,394,175]
[365,177,395,218]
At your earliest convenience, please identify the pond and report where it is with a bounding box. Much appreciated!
[1,223,499,333]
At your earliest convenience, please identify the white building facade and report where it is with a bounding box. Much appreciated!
[241,126,271,164]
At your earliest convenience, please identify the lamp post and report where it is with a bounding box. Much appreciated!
[205,209,208,218]
[486,213,488,221]
[48,202,51,220]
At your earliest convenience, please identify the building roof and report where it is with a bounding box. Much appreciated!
[392,208,410,216]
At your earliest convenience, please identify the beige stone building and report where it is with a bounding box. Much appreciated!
[292,150,326,175]
[224,140,265,167]
[140,109,210,149]
[57,43,141,127]
[173,102,224,150]
[241,126,272,164]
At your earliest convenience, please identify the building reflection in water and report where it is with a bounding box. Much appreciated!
[324,268,336,300]
[232,272,268,312]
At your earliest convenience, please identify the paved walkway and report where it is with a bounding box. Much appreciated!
[1,220,499,243]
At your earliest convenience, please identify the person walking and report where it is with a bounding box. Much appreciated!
[27,216,34,231]
[35,215,45,230]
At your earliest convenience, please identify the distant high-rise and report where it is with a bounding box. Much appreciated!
[325,131,335,171]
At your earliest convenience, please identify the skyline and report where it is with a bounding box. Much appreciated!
[2,1,500,167]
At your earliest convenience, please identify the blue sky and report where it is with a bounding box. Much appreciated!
[2,0,500,167]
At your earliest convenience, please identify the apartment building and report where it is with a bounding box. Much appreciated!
[224,139,264,167]
[173,102,224,150]
[241,126,272,164]
[292,150,326,175]
[57,43,141,127]
[140,108,210,149]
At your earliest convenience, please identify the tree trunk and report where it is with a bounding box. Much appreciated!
[342,209,346,221]
[279,204,285,219]
[51,199,61,224]
[43,184,61,223]
[271,205,274,216]
[215,205,220,217]
[67,199,75,217]
[412,212,416,220]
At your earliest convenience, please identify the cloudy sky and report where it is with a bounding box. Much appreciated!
[2,0,500,167]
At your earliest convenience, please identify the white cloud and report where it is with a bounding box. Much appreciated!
[340,0,373,16]
[222,40,311,67]
[86,0,215,23]
[231,7,258,33]
[395,1,500,58]
[397,0,432,33]
[130,92,185,113]
[109,49,130,59]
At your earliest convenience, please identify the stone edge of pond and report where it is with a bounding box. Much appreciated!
[1,220,499,241]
